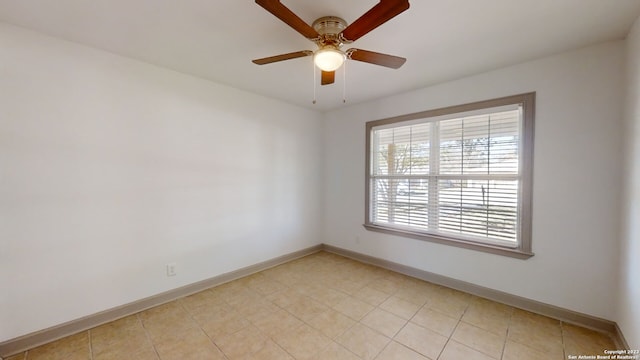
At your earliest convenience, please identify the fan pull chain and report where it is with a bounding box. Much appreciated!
[342,61,347,103]
[312,61,317,105]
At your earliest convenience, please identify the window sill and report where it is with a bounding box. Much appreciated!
[363,223,534,259]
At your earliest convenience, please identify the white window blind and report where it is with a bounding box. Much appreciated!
[368,102,529,249]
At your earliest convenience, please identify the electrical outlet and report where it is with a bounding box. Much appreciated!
[166,263,177,277]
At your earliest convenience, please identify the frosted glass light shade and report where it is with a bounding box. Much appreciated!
[314,48,345,71]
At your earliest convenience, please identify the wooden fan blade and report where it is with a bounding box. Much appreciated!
[252,51,313,65]
[321,71,335,85]
[340,0,409,42]
[255,0,320,40]
[347,48,406,69]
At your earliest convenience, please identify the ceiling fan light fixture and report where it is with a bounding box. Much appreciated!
[314,46,345,72]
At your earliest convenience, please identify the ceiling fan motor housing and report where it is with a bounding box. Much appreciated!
[312,16,348,47]
[312,16,347,35]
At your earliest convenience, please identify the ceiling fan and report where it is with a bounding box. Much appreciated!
[252,0,410,86]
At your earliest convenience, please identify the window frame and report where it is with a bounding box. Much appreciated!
[364,93,535,259]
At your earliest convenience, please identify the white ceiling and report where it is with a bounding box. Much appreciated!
[1,0,639,111]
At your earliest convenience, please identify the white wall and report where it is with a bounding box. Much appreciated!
[324,41,625,320]
[620,16,640,348]
[0,23,323,341]
[1,15,633,345]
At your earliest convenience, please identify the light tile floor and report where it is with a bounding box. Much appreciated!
[6,251,618,360]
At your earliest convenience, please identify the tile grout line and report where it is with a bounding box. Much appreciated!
[137,313,162,360]
[560,321,567,359]
[87,330,93,360]
[392,297,426,358]
[373,277,447,359]
[224,269,342,359]
[358,306,397,358]
[246,277,293,354]
[435,302,468,360]
[498,308,514,360]
[324,304,360,357]
[322,271,396,358]
[306,271,376,358]
[314,281,378,358]
[176,299,230,360]
[374,339,394,359]
[356,281,396,359]
[228,288,276,356]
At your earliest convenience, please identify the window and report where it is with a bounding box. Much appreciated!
[365,93,535,258]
